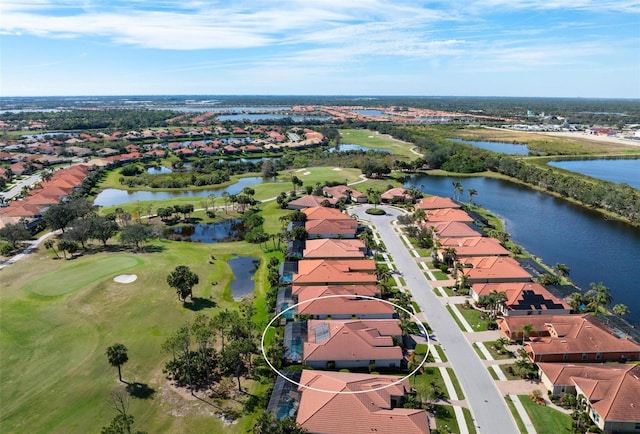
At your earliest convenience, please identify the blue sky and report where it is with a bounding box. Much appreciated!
[1,1,639,98]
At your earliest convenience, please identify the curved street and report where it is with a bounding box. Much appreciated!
[350,204,518,434]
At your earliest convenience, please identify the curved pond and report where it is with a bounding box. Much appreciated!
[450,138,530,155]
[94,176,263,207]
[228,256,259,300]
[161,220,242,243]
[405,174,640,326]
[326,143,393,153]
[146,166,173,175]
[548,159,640,189]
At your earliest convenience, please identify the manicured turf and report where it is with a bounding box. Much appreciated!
[25,255,143,296]
[0,239,268,433]
[454,304,490,331]
[338,129,418,160]
[505,396,528,434]
[518,395,573,434]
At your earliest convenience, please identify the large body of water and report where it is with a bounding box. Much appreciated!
[217,114,329,122]
[94,176,264,207]
[450,138,530,155]
[548,159,640,189]
[405,174,640,326]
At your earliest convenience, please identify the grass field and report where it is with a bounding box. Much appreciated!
[518,395,573,434]
[338,129,418,160]
[0,239,268,433]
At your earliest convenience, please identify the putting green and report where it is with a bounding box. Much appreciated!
[26,255,143,296]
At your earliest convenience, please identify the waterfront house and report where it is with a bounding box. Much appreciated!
[381,187,412,203]
[523,315,640,362]
[295,286,395,320]
[425,208,474,223]
[471,282,571,316]
[438,237,510,258]
[305,218,358,239]
[416,196,460,210]
[538,363,640,434]
[322,185,367,203]
[424,221,483,238]
[458,256,533,284]
[303,239,366,259]
[287,195,338,210]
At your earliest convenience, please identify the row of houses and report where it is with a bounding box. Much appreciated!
[413,196,640,433]
[0,164,91,230]
[268,205,431,433]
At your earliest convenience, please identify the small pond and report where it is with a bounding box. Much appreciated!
[325,143,392,153]
[548,159,640,189]
[354,109,387,117]
[161,219,242,243]
[228,256,259,300]
[450,138,530,155]
[93,176,263,207]
[146,166,173,175]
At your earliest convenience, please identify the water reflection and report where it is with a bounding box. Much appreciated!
[161,220,242,243]
[229,256,259,300]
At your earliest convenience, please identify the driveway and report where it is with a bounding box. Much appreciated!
[350,204,518,434]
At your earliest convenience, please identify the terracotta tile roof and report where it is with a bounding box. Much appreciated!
[381,187,410,200]
[303,206,351,220]
[292,284,380,297]
[439,237,510,257]
[305,218,358,236]
[426,208,474,223]
[303,238,365,259]
[297,370,429,434]
[288,195,338,208]
[497,314,570,338]
[296,287,395,317]
[297,259,375,274]
[459,256,532,282]
[416,196,460,210]
[304,320,402,364]
[322,185,366,200]
[539,363,640,423]
[525,315,640,358]
[425,221,482,238]
[472,282,570,313]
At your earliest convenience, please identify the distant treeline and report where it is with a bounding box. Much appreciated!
[367,123,640,225]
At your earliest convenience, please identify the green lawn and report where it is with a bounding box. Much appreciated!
[484,340,515,360]
[446,367,465,400]
[413,366,449,400]
[447,305,467,331]
[431,270,450,280]
[0,238,269,434]
[505,396,528,434]
[338,129,417,160]
[433,404,461,434]
[518,395,573,434]
[454,305,490,331]
[499,364,524,381]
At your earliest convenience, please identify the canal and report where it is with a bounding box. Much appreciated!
[405,174,640,326]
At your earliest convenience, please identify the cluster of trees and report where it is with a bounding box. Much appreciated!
[156,204,195,222]
[119,170,231,189]
[162,306,260,393]
[568,282,629,316]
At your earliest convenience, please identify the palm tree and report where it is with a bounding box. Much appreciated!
[519,323,536,344]
[375,264,392,283]
[452,181,462,201]
[612,304,629,316]
[568,292,585,312]
[555,263,570,277]
[105,343,129,382]
[467,188,478,205]
[585,281,613,313]
[44,238,60,259]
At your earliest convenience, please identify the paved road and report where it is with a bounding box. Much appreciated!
[1,173,42,201]
[351,204,518,434]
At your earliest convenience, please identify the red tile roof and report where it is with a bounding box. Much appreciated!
[296,370,429,434]
[303,238,365,259]
[303,206,351,220]
[426,208,474,223]
[288,195,338,208]
[292,284,380,297]
[305,218,358,236]
[472,282,570,313]
[459,256,532,282]
[304,320,402,364]
[425,221,482,238]
[439,237,510,257]
[416,196,460,210]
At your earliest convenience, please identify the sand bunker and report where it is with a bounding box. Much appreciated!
[332,167,342,171]
[113,274,137,284]
[303,171,311,175]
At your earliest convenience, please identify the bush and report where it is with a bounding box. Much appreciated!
[1,244,13,255]
[365,208,386,215]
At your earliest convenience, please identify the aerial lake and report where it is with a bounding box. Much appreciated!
[450,138,531,155]
[548,159,640,189]
[325,143,391,153]
[161,220,242,243]
[406,174,640,326]
[93,176,264,207]
[228,256,259,300]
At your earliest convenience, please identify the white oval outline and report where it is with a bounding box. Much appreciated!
[260,294,431,395]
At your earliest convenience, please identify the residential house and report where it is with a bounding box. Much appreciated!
[305,218,358,239]
[471,282,571,316]
[303,319,403,369]
[302,206,352,221]
[425,208,474,223]
[458,256,533,284]
[415,196,460,210]
[292,284,381,298]
[303,239,366,259]
[425,221,483,238]
[322,185,367,203]
[523,314,640,362]
[381,187,412,203]
[287,195,338,210]
[538,363,640,434]
[295,286,395,320]
[438,237,510,258]
[294,370,430,434]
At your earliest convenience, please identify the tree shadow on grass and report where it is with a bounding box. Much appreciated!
[142,244,166,253]
[126,382,155,399]
[184,297,217,311]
